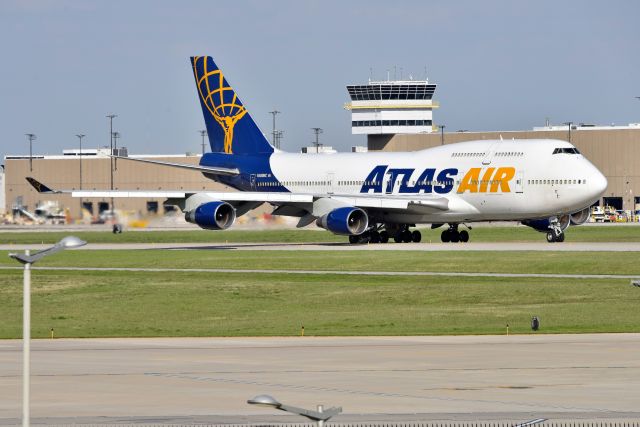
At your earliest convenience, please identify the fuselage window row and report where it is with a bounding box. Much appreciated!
[526,179,587,185]
[258,178,589,189]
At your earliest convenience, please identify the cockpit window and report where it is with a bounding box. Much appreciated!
[552,147,580,154]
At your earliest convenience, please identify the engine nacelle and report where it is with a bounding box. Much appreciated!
[522,215,570,232]
[570,207,591,225]
[316,207,368,235]
[185,201,236,230]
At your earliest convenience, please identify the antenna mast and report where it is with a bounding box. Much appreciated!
[269,109,281,149]
[311,127,323,153]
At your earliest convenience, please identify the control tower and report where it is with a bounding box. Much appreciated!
[345,79,438,135]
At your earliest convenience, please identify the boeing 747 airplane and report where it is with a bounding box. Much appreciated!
[29,56,607,243]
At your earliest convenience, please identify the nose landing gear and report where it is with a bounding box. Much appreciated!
[545,218,566,243]
[546,229,565,243]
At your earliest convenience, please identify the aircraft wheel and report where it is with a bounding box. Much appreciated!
[450,230,460,243]
[546,231,555,243]
[394,233,403,243]
[379,231,389,243]
[411,230,422,243]
[349,235,359,244]
[556,232,565,242]
[459,230,469,242]
[370,231,381,244]
[402,229,412,243]
[441,230,450,243]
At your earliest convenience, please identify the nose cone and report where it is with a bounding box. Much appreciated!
[591,168,608,199]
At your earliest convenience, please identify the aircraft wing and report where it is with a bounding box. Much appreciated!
[111,156,239,176]
[25,177,313,202]
[330,194,449,212]
[26,177,448,213]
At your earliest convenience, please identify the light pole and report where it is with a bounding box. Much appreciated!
[106,114,117,213]
[76,134,85,218]
[440,124,446,145]
[25,134,36,172]
[112,131,120,170]
[275,130,284,149]
[311,127,323,153]
[9,236,87,427]
[199,130,207,155]
[269,110,281,149]
[563,121,573,143]
[248,395,342,427]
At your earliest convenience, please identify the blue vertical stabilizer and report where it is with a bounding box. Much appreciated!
[191,56,274,156]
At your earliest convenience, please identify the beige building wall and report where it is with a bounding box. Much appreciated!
[369,128,640,211]
[4,155,233,218]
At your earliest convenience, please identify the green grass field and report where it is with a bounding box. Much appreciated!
[2,224,640,245]
[1,268,638,339]
[1,248,639,338]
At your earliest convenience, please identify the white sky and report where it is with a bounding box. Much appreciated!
[1,0,639,160]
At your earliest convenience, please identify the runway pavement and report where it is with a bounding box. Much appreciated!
[2,241,640,251]
[1,335,639,425]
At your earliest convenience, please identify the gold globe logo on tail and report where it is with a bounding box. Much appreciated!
[193,56,248,154]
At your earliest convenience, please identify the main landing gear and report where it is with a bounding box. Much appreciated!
[440,224,470,243]
[348,224,421,244]
[391,225,422,243]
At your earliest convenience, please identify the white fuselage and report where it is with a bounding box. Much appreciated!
[265,139,607,224]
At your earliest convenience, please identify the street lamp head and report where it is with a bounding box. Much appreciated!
[247,394,282,408]
[8,236,86,265]
[57,236,87,249]
[8,252,30,264]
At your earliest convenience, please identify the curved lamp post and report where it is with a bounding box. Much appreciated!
[9,236,87,427]
[248,394,342,427]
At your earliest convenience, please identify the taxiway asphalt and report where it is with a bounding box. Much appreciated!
[1,335,639,425]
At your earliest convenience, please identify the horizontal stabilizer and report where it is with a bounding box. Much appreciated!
[26,177,58,194]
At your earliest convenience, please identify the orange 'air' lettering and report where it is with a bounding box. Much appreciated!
[490,167,516,192]
[457,168,481,193]
[478,167,495,193]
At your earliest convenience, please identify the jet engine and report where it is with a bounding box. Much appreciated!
[316,207,368,235]
[521,214,570,232]
[570,207,591,225]
[185,201,236,230]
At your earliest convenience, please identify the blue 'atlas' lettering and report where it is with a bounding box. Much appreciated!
[434,168,457,194]
[399,168,436,193]
[360,165,459,194]
[360,165,387,193]
[385,168,414,193]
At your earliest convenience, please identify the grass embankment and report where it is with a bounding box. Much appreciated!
[1,224,640,245]
[1,250,639,338]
